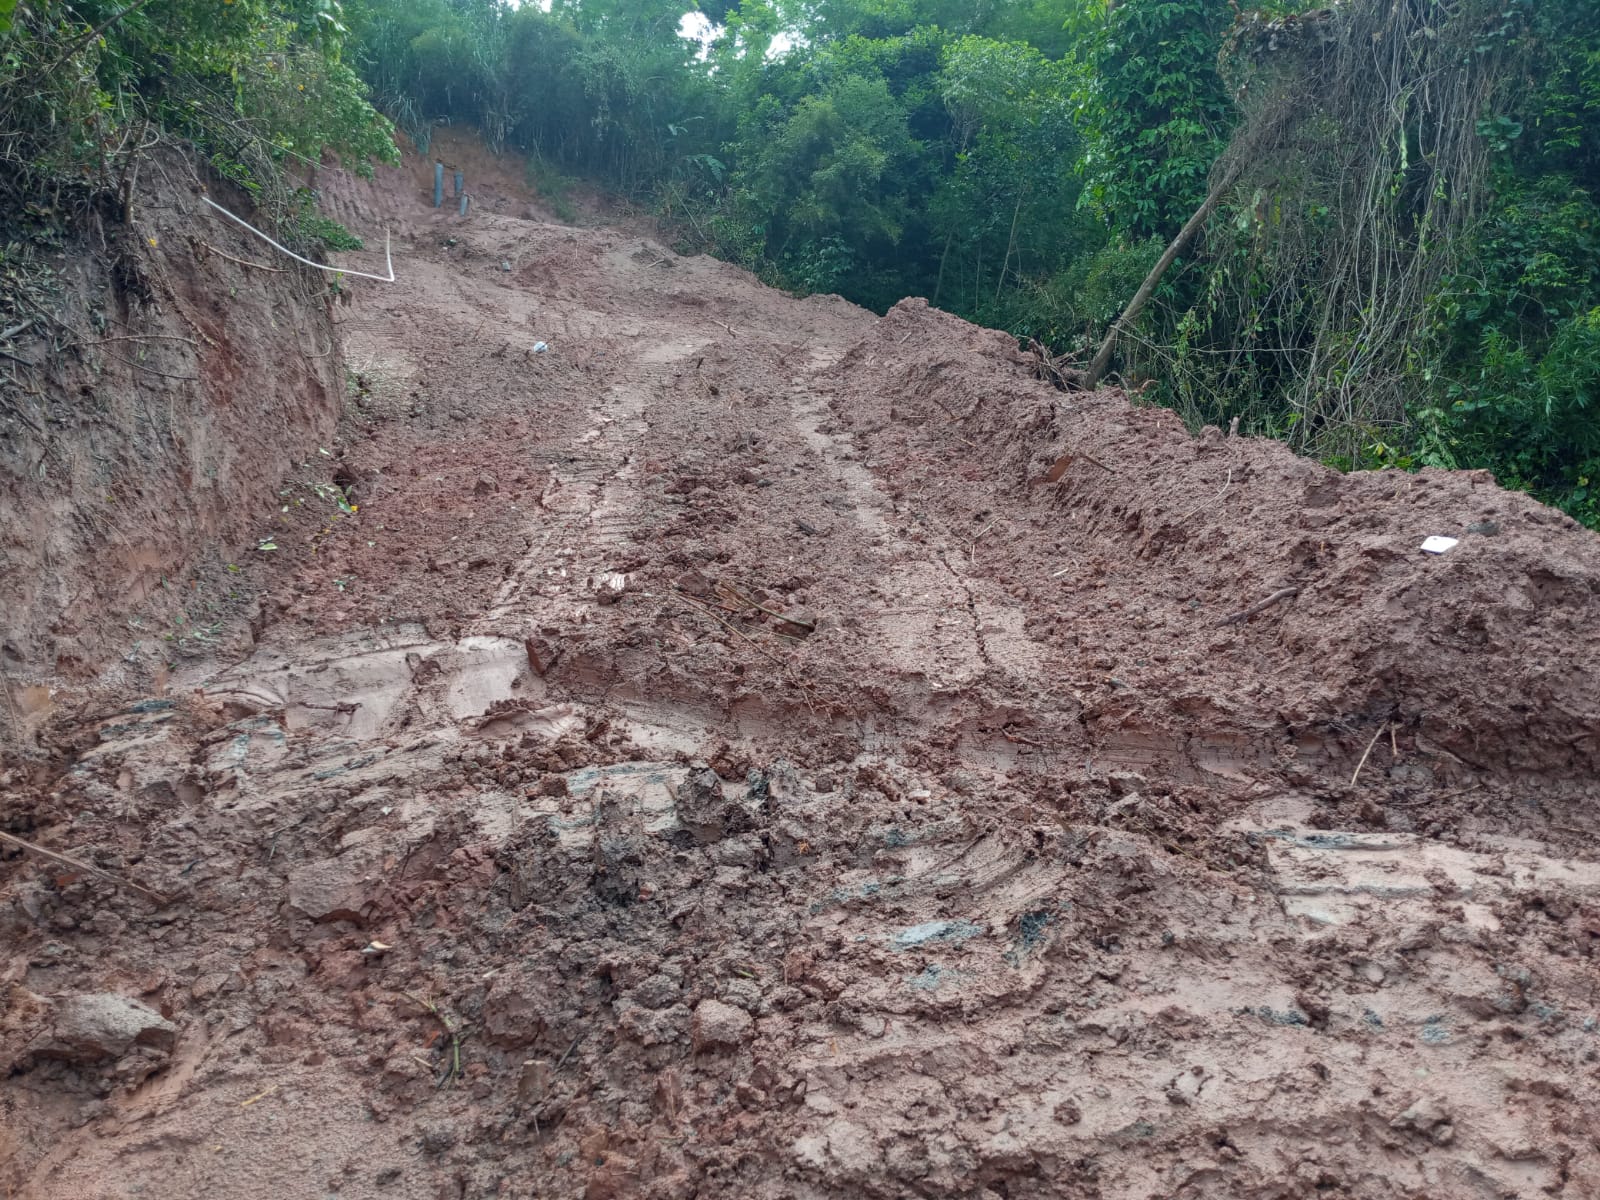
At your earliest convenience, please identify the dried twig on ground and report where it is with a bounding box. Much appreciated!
[675,591,789,669]
[1040,451,1114,485]
[1027,338,1084,391]
[196,241,289,273]
[1177,467,1233,524]
[65,333,199,349]
[921,392,977,447]
[968,518,1000,557]
[96,349,199,381]
[672,593,822,715]
[716,581,815,632]
[240,1083,280,1108]
[0,829,170,904]
[400,991,466,1085]
[1349,722,1391,788]
[1214,587,1300,627]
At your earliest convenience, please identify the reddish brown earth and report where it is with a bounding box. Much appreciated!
[4,137,1600,1200]
[0,148,349,703]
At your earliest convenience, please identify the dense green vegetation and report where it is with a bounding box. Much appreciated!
[0,0,396,252]
[3,0,1596,527]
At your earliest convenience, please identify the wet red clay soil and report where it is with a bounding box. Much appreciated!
[3,138,1600,1200]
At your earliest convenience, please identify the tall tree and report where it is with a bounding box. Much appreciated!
[1068,0,1235,240]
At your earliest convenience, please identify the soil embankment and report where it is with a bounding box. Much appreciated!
[0,151,361,738]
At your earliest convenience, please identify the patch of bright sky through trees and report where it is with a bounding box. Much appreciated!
[523,1,794,59]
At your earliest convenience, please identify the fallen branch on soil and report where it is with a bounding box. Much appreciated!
[1039,451,1114,485]
[0,830,170,905]
[196,241,289,274]
[675,592,789,669]
[1027,338,1085,391]
[928,393,969,424]
[1214,587,1299,626]
[240,1083,280,1108]
[923,393,978,447]
[1382,785,1478,809]
[1083,157,1246,390]
[99,350,198,381]
[1001,728,1046,748]
[968,518,1000,554]
[1349,722,1392,788]
[672,593,822,715]
[66,334,199,350]
[715,581,815,633]
[400,991,466,1086]
[1177,467,1233,525]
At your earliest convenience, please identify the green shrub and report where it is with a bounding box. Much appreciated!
[2,0,397,234]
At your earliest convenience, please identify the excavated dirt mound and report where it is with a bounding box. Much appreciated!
[3,142,1600,1200]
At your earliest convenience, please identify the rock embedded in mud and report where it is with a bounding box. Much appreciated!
[616,1001,691,1048]
[1,985,53,1073]
[418,1125,456,1156]
[41,993,176,1064]
[1391,1096,1454,1145]
[286,853,382,924]
[890,919,984,951]
[792,1118,880,1181]
[482,975,552,1049]
[630,973,681,1010]
[720,977,763,1015]
[674,768,755,846]
[691,998,752,1053]
[714,836,761,869]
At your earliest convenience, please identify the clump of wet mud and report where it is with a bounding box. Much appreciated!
[833,299,1600,822]
[3,143,1599,1200]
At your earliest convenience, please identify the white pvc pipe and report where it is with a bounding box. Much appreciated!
[201,196,396,283]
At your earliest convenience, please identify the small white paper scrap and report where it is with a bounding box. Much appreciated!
[1420,536,1459,555]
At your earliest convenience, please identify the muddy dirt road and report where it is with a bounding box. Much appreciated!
[4,141,1600,1199]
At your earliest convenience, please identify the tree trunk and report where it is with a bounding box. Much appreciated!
[932,231,955,307]
[995,194,1023,305]
[1082,159,1244,390]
